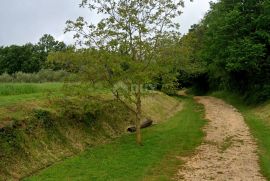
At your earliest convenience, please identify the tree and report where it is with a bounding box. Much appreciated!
[21,43,43,73]
[0,44,43,74]
[62,0,185,145]
[38,34,67,53]
[172,23,209,94]
[37,34,68,70]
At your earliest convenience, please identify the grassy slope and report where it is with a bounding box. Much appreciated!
[0,83,63,121]
[0,83,62,104]
[0,83,181,126]
[25,97,206,181]
[0,85,191,180]
[142,92,182,123]
[253,100,270,124]
[211,92,270,180]
[0,83,180,124]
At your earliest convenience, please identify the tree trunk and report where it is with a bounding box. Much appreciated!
[135,84,142,145]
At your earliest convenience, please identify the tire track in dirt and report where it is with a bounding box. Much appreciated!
[176,96,265,181]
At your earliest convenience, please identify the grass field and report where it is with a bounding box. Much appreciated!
[0,83,62,96]
[25,97,206,181]
[0,83,63,106]
[212,92,270,180]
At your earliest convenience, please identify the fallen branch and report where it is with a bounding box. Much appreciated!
[127,119,153,132]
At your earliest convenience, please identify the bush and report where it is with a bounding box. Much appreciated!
[0,73,13,82]
[36,69,69,82]
[243,85,270,104]
[15,72,38,83]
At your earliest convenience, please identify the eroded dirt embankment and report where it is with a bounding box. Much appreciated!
[177,96,265,181]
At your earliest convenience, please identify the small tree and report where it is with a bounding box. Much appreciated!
[64,0,184,145]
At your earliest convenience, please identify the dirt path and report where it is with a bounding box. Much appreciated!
[176,96,265,181]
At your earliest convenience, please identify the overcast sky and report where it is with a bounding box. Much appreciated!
[0,0,215,46]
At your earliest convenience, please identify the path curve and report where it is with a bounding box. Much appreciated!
[176,96,265,181]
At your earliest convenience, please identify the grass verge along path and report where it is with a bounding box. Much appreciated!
[212,92,270,180]
[25,97,206,181]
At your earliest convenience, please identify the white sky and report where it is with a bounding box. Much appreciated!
[0,0,216,46]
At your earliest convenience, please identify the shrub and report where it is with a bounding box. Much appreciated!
[0,73,13,83]
[244,85,270,104]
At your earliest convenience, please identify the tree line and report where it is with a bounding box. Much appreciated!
[0,34,72,74]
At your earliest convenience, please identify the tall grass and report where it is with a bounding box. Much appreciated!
[0,83,63,96]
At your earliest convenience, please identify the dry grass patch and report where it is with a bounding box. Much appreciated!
[142,92,182,123]
[253,101,270,124]
[0,100,49,122]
